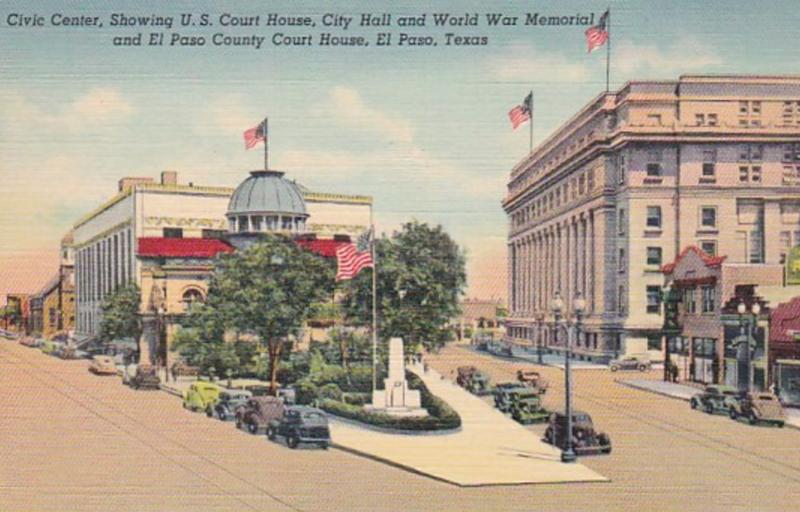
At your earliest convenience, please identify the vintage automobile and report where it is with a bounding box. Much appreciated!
[267,406,331,449]
[609,355,652,372]
[128,365,161,390]
[19,336,41,348]
[690,385,739,414]
[89,355,118,375]
[171,360,200,379]
[493,382,530,413]
[55,344,87,360]
[242,384,271,396]
[543,410,612,455]
[183,381,222,413]
[235,396,285,434]
[726,392,785,427]
[212,389,252,421]
[456,366,492,395]
[516,369,549,394]
[509,392,549,424]
[40,339,60,355]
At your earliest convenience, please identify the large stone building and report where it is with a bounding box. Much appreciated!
[73,170,371,341]
[503,75,800,361]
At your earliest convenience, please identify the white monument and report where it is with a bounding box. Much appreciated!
[368,337,428,417]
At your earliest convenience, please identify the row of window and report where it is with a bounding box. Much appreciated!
[511,169,596,228]
[620,284,717,317]
[618,205,720,235]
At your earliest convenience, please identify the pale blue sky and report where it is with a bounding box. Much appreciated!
[1,0,799,299]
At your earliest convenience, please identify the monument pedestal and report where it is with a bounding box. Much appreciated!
[367,337,428,418]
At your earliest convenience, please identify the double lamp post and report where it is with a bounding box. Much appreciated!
[737,300,761,393]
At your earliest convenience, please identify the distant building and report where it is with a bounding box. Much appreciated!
[454,298,505,340]
[503,75,800,362]
[73,170,371,347]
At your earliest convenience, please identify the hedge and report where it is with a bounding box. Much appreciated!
[318,371,461,431]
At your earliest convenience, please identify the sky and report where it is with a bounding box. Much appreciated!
[1,0,799,305]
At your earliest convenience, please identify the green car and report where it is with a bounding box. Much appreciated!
[509,392,549,424]
[494,383,530,413]
[182,381,223,414]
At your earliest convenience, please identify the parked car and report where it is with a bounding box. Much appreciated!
[242,384,271,397]
[128,365,161,390]
[543,411,612,455]
[235,396,285,434]
[456,366,492,395]
[89,355,118,375]
[493,383,530,413]
[183,381,223,413]
[267,406,331,449]
[516,370,549,394]
[19,336,40,348]
[726,391,785,427]
[55,344,86,360]
[213,390,252,421]
[40,340,60,355]
[609,355,651,372]
[509,392,549,425]
[690,385,739,414]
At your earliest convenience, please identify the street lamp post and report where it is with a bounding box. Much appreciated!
[737,301,761,392]
[552,291,583,463]
[536,312,545,365]
[158,305,168,383]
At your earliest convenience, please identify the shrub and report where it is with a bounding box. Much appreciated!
[294,379,319,405]
[342,392,371,406]
[319,383,343,401]
[318,399,460,431]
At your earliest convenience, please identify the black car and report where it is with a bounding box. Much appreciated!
[267,406,331,449]
[690,385,739,414]
[212,390,252,420]
[543,411,611,455]
[128,365,161,390]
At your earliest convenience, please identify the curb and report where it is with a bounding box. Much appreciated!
[615,379,800,431]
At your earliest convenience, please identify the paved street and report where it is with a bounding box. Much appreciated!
[2,340,800,511]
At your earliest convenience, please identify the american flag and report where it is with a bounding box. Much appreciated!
[335,229,374,281]
[585,10,609,53]
[243,121,267,150]
[508,93,532,130]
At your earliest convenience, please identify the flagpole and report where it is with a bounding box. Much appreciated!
[529,91,534,153]
[264,117,269,170]
[370,204,378,393]
[605,8,611,93]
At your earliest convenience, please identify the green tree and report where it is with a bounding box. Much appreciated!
[99,283,142,356]
[342,221,466,353]
[200,234,335,393]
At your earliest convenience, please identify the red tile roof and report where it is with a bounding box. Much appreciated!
[661,245,727,274]
[296,238,348,258]
[137,237,234,259]
[770,296,800,343]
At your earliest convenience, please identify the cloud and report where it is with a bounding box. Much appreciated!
[329,86,414,143]
[485,44,591,83]
[68,87,134,122]
[613,37,723,77]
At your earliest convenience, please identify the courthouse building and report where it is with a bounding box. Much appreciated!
[73,170,371,341]
[503,75,800,361]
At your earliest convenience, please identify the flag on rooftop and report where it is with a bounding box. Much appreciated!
[585,10,609,53]
[508,93,532,130]
[243,121,267,150]
[335,229,374,281]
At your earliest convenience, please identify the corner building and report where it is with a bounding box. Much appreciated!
[503,75,800,361]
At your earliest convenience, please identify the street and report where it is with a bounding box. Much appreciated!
[2,340,800,511]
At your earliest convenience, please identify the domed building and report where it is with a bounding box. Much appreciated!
[226,170,309,249]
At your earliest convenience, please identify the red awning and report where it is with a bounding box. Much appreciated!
[137,237,235,258]
[295,238,348,258]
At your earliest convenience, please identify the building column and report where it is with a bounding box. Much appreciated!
[592,208,610,316]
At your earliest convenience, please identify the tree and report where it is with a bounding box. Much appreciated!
[199,234,335,393]
[342,221,466,353]
[99,283,142,356]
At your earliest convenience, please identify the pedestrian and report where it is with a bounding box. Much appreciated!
[423,362,429,374]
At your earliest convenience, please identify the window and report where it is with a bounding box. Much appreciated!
[701,286,716,313]
[707,113,718,126]
[251,216,263,231]
[182,289,204,312]
[646,163,662,177]
[163,228,183,238]
[739,165,762,183]
[617,154,626,184]
[684,288,697,314]
[701,207,717,228]
[751,166,762,182]
[749,230,763,263]
[700,241,717,256]
[739,101,749,115]
[646,206,662,229]
[618,248,626,272]
[740,166,750,182]
[618,209,626,235]
[702,149,716,177]
[647,335,662,351]
[646,286,661,314]
[646,247,662,266]
[695,113,705,126]
[238,216,248,233]
[647,114,662,125]
[618,285,626,314]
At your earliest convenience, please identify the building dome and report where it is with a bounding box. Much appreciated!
[226,170,309,239]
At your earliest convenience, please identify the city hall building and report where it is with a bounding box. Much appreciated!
[503,75,800,361]
[73,170,371,340]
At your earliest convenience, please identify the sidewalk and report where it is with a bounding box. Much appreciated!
[617,378,800,430]
[466,345,609,370]
[328,363,607,487]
